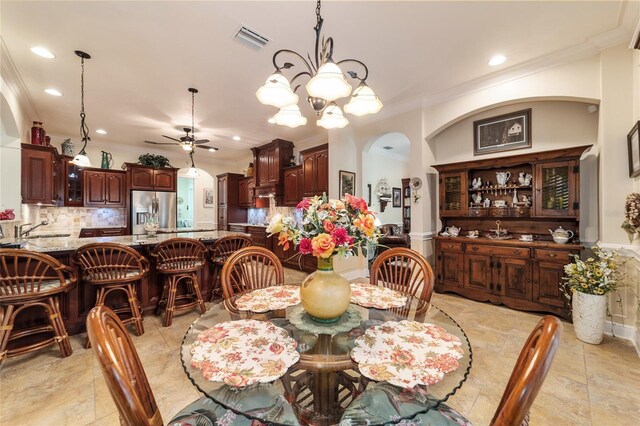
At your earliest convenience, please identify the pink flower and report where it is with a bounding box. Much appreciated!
[298,238,313,254]
[296,198,311,210]
[332,227,350,245]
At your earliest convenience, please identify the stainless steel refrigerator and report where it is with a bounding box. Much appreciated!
[131,191,177,235]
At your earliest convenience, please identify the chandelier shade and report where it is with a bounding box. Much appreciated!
[343,82,383,116]
[305,61,352,102]
[70,50,93,167]
[273,104,308,128]
[256,72,299,108]
[70,154,92,168]
[317,102,348,129]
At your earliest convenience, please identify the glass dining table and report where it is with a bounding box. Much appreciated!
[180,293,472,426]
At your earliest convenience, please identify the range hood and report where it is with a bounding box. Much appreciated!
[250,139,294,204]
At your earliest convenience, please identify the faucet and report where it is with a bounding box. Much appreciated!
[15,220,49,238]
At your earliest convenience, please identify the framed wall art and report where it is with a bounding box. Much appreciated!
[203,188,215,208]
[628,121,640,178]
[474,109,531,156]
[392,187,401,207]
[339,170,356,197]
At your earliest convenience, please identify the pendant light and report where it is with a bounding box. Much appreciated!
[70,50,92,167]
[187,149,199,177]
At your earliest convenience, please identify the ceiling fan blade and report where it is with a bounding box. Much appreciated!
[162,135,181,142]
[193,139,210,144]
[144,140,179,145]
[196,145,219,151]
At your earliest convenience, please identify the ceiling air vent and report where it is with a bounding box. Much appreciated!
[235,25,270,49]
[382,146,394,150]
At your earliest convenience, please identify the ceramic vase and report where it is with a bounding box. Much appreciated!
[572,291,607,344]
[300,257,351,323]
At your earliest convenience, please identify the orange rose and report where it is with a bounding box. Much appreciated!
[278,231,290,251]
[353,213,375,237]
[323,219,336,233]
[311,233,336,258]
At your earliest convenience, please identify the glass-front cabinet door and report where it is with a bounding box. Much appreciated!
[439,172,467,217]
[65,160,83,206]
[534,160,577,217]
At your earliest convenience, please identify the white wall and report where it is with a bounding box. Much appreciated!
[362,149,409,225]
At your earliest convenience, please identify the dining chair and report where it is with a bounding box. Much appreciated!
[86,305,254,425]
[370,247,435,303]
[150,238,207,327]
[414,315,562,426]
[220,246,284,304]
[0,249,77,366]
[73,243,149,346]
[208,235,253,301]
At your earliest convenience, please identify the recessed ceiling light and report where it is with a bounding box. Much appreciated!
[268,117,276,124]
[233,135,241,141]
[31,46,55,59]
[208,148,216,152]
[488,55,506,66]
[44,88,62,96]
[96,129,107,134]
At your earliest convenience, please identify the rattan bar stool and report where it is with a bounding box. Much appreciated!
[73,243,149,346]
[208,235,253,301]
[0,249,77,366]
[150,238,207,327]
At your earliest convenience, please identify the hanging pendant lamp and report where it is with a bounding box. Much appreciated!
[70,50,93,167]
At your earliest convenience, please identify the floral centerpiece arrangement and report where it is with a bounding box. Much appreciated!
[621,193,640,243]
[267,193,381,322]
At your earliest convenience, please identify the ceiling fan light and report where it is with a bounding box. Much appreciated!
[306,61,352,102]
[316,102,349,129]
[181,144,193,151]
[273,104,307,128]
[70,154,92,167]
[256,72,299,108]
[343,83,383,116]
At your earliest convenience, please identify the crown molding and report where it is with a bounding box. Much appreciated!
[0,37,39,120]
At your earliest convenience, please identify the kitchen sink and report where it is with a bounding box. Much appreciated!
[26,233,72,239]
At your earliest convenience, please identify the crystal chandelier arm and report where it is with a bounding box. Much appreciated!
[272,49,315,74]
[336,58,369,82]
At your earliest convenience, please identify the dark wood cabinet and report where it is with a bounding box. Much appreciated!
[217,173,246,230]
[250,139,294,204]
[534,160,578,218]
[62,156,83,206]
[301,144,329,197]
[283,166,302,206]
[498,257,532,300]
[247,226,267,247]
[239,177,255,208]
[401,178,411,233]
[79,227,127,238]
[124,163,177,192]
[83,169,126,207]
[218,207,228,230]
[437,242,465,289]
[439,171,467,217]
[269,235,316,273]
[21,144,62,205]
[464,253,492,292]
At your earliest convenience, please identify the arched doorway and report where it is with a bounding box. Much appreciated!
[0,93,23,214]
[177,168,215,229]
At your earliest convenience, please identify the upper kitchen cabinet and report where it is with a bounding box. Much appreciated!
[123,163,178,192]
[239,176,255,208]
[61,155,83,206]
[83,169,126,207]
[283,165,303,206]
[21,144,63,205]
[301,144,329,197]
[217,173,246,229]
[251,139,294,201]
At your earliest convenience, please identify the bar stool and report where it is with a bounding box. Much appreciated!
[150,238,207,327]
[208,235,253,301]
[73,243,149,346]
[0,249,77,366]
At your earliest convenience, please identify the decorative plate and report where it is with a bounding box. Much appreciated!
[235,285,301,312]
[349,283,407,309]
[409,177,423,190]
[190,319,300,387]
[351,320,464,388]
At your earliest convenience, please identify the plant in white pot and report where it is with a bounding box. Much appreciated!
[562,247,624,344]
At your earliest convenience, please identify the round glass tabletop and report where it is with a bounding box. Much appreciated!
[180,295,472,426]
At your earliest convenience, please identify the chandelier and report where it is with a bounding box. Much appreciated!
[70,50,92,167]
[256,0,382,129]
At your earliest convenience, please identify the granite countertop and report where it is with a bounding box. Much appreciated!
[0,230,249,253]
[228,223,268,228]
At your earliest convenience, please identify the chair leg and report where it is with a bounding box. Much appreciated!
[86,287,107,348]
[190,273,206,314]
[164,276,177,327]
[126,283,145,336]
[0,304,15,369]
[210,265,222,302]
[156,277,168,316]
[47,297,72,358]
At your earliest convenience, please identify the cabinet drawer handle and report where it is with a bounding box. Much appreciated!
[446,244,453,248]
[513,250,521,255]
[471,246,479,252]
[547,253,557,258]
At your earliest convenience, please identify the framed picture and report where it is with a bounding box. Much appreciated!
[628,121,640,178]
[339,170,356,197]
[367,184,372,206]
[392,187,401,207]
[203,188,214,208]
[473,109,531,156]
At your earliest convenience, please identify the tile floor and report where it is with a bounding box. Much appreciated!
[1,268,638,426]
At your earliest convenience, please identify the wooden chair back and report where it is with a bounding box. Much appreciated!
[87,305,162,426]
[150,238,206,272]
[491,315,562,426]
[221,246,284,301]
[209,235,253,263]
[370,247,435,302]
[73,243,149,284]
[0,249,76,301]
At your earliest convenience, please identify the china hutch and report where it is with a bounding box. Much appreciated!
[433,145,591,320]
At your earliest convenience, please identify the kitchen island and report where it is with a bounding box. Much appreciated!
[3,230,248,336]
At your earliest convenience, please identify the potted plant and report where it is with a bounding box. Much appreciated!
[267,193,381,323]
[562,247,624,344]
[138,153,172,169]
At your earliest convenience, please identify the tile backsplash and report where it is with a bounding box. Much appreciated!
[20,205,126,237]
[247,198,302,225]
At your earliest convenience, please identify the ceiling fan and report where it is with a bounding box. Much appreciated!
[144,88,219,152]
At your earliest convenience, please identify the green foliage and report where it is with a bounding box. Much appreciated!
[138,153,172,169]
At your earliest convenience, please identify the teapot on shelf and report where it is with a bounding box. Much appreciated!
[549,226,574,244]
[444,225,461,237]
